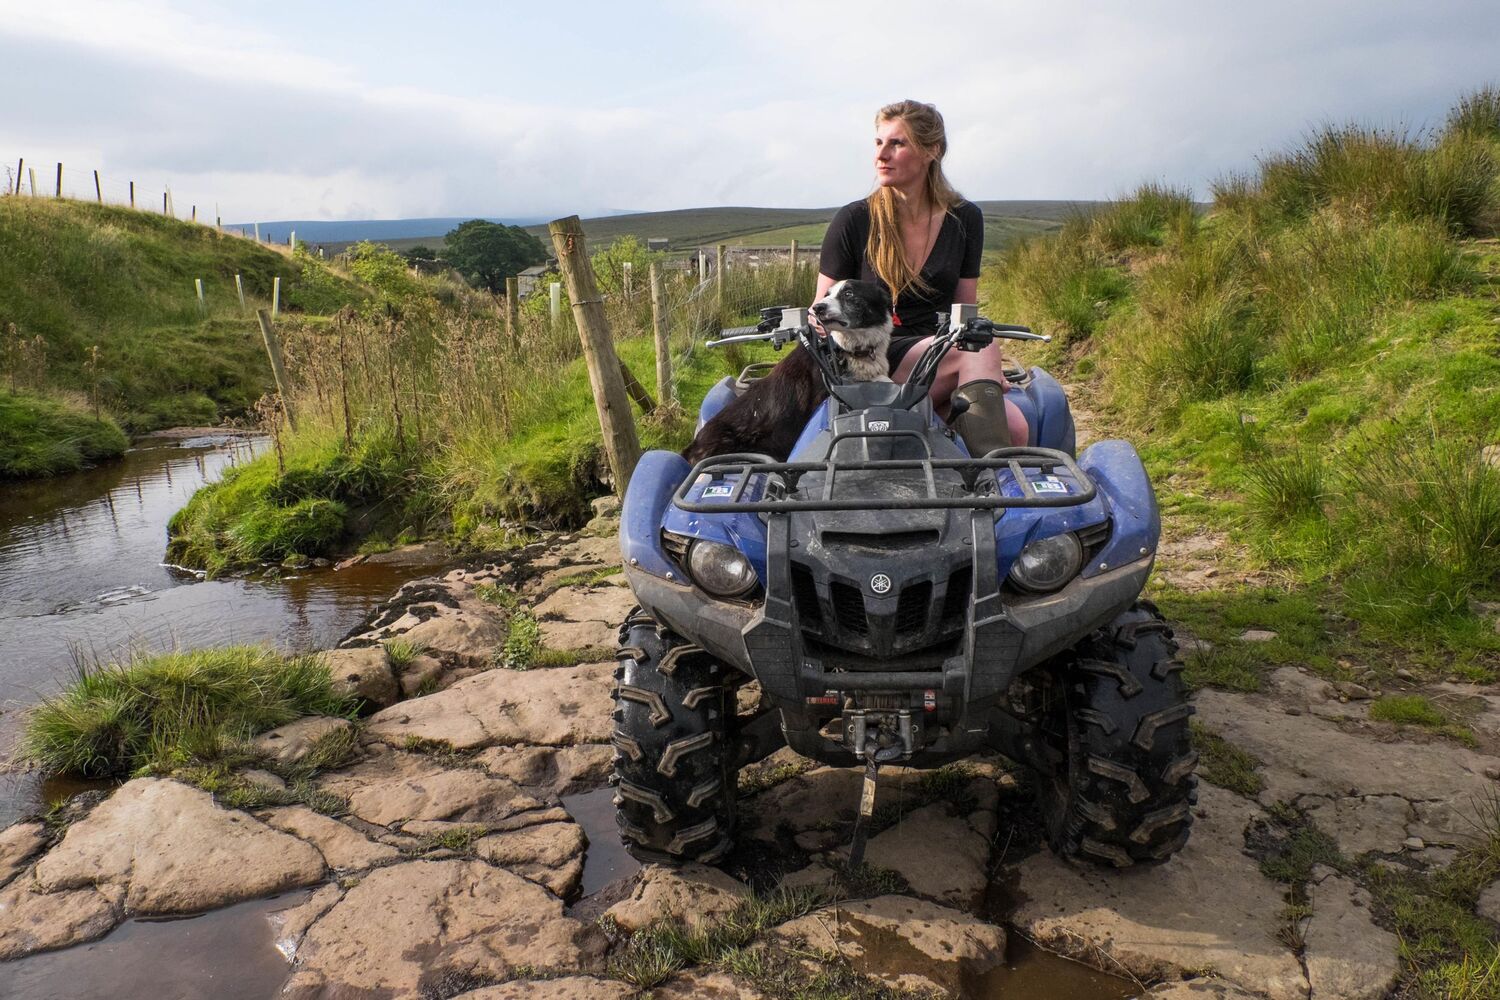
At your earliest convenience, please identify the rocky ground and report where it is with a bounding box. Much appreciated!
[3,496,1499,999]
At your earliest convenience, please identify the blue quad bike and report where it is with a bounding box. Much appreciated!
[613,304,1196,869]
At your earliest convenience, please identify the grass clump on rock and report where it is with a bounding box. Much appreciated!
[19,645,352,778]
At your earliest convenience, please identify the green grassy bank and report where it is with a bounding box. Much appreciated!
[0,197,368,476]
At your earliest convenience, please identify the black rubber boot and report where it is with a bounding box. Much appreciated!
[950,379,1012,456]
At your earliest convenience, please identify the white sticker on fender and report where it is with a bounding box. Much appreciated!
[703,485,733,497]
[1032,476,1070,494]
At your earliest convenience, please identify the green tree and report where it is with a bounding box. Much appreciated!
[404,245,437,261]
[443,220,547,293]
[590,235,664,297]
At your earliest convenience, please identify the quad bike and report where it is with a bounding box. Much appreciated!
[613,304,1196,869]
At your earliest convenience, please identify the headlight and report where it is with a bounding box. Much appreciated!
[1008,532,1083,593]
[687,540,759,597]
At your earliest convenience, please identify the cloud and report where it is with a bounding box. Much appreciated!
[2,0,1497,220]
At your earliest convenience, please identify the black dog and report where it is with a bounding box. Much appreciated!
[683,280,894,464]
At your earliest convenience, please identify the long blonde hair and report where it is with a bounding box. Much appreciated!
[866,100,962,305]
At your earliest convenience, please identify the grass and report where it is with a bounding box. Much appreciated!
[499,614,542,669]
[0,388,127,477]
[1370,694,1478,746]
[1191,722,1265,797]
[383,637,427,671]
[0,198,368,448]
[18,645,353,778]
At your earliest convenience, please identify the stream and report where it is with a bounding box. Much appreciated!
[0,431,447,826]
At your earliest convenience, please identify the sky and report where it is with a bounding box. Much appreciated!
[2,0,1498,223]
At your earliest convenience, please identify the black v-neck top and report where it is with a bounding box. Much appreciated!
[819,198,985,336]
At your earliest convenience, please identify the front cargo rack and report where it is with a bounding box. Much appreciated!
[673,433,1097,513]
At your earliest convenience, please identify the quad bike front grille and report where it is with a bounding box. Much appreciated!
[831,581,869,635]
[942,567,972,625]
[894,581,931,634]
[791,563,822,626]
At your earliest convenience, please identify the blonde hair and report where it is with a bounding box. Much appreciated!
[866,100,962,305]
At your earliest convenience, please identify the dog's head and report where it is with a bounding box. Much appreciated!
[812,279,894,338]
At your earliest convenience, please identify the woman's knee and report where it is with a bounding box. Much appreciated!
[1005,399,1029,447]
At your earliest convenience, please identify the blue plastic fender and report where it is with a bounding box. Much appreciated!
[620,450,691,579]
[1076,439,1160,572]
[661,475,770,585]
[696,376,737,432]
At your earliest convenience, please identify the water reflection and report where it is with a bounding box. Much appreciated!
[0,433,447,826]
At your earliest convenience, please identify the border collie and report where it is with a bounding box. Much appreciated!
[683,279,894,464]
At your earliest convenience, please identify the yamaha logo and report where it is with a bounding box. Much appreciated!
[870,574,892,594]
[868,420,890,432]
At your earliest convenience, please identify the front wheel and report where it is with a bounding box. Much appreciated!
[611,610,738,865]
[1035,601,1198,867]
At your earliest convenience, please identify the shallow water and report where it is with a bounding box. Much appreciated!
[563,785,641,897]
[0,891,307,1000]
[0,434,446,826]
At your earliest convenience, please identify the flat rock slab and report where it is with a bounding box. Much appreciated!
[652,971,770,999]
[317,751,553,831]
[253,716,354,766]
[1146,980,1264,1000]
[534,585,637,624]
[397,606,507,669]
[852,779,998,910]
[474,820,586,899]
[281,859,606,998]
[454,978,635,1000]
[33,778,325,915]
[365,662,615,750]
[0,821,47,888]
[0,881,125,959]
[476,744,614,796]
[605,863,751,932]
[257,806,401,871]
[774,894,1006,996]
[1196,689,1500,847]
[321,647,398,709]
[1010,784,1307,1000]
[1300,794,1414,858]
[1304,874,1400,1000]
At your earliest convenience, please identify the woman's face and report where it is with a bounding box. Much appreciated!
[874,118,933,191]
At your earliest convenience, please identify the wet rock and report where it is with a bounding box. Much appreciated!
[848,779,998,910]
[0,881,125,959]
[605,863,750,932]
[454,978,635,1000]
[0,821,47,888]
[267,883,343,962]
[773,894,1006,996]
[33,778,325,914]
[364,662,615,750]
[473,820,586,899]
[476,744,614,796]
[742,766,864,841]
[257,806,401,871]
[318,752,553,830]
[1304,875,1400,1000]
[1011,784,1306,1000]
[281,859,606,998]
[253,716,354,767]
[1195,689,1500,816]
[1301,794,1414,857]
[779,863,838,893]
[651,971,769,999]
[322,647,398,709]
[334,554,367,571]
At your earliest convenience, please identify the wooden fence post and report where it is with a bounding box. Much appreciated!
[163,191,168,214]
[255,309,297,431]
[548,215,641,488]
[505,276,519,345]
[235,274,245,309]
[715,244,726,313]
[650,261,672,410]
[191,205,197,222]
[13,158,20,195]
[271,276,281,318]
[129,181,135,209]
[94,170,102,203]
[55,163,62,198]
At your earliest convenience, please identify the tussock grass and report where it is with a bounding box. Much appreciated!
[1190,722,1265,797]
[18,645,352,778]
[0,388,127,477]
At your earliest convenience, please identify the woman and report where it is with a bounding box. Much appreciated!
[816,100,1028,453]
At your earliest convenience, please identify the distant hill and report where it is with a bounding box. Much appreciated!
[248,202,1099,257]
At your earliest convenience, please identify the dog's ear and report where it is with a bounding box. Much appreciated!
[872,283,893,317]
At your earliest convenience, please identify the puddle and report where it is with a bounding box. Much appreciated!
[563,786,640,897]
[967,935,1140,998]
[1,890,308,1000]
